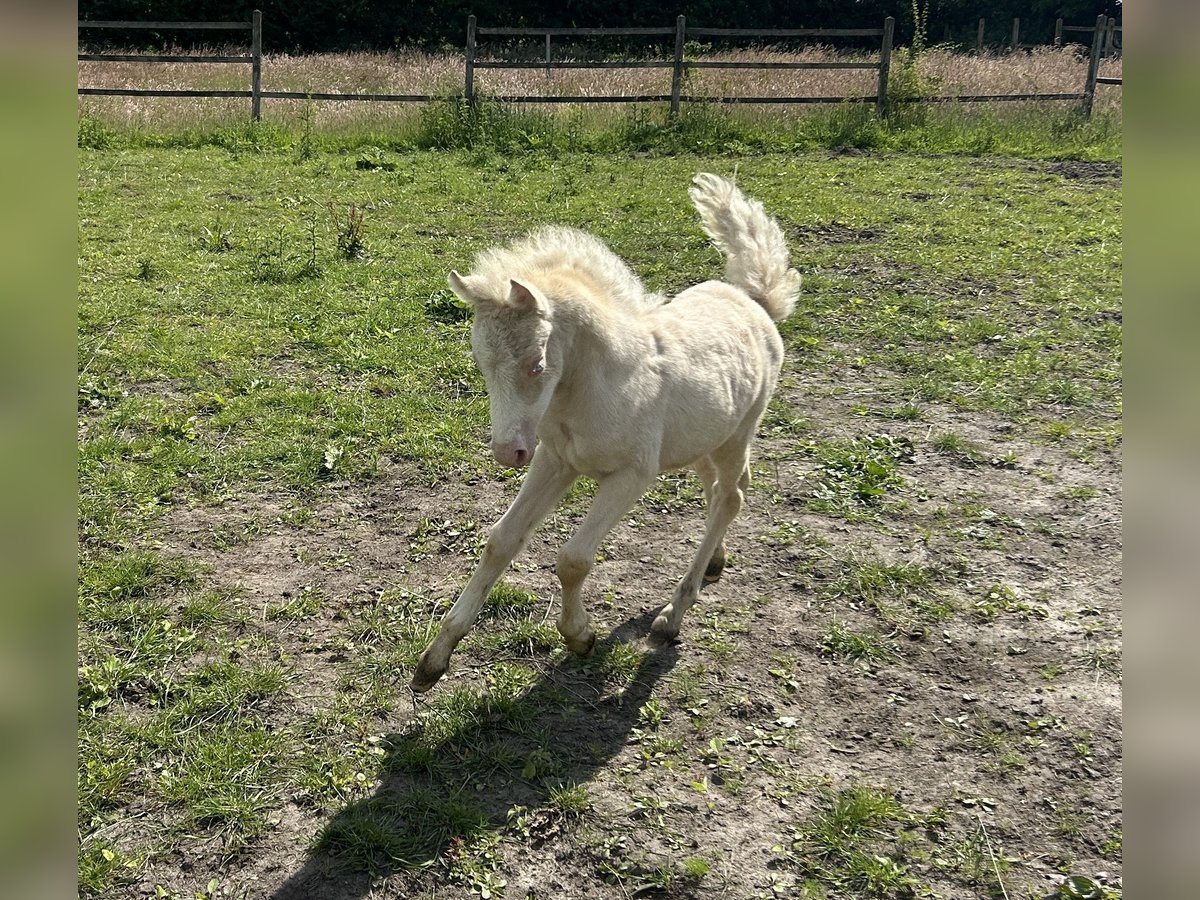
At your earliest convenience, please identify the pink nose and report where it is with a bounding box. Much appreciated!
[492,441,534,468]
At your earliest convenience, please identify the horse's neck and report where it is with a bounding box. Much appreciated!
[553,302,647,397]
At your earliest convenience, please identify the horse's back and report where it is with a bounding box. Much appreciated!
[653,280,784,376]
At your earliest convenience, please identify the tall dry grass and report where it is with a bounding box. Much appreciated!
[78,44,1122,132]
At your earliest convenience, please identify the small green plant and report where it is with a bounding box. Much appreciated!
[321,443,345,478]
[944,820,1013,896]
[424,289,472,325]
[600,640,647,686]
[548,782,591,815]
[638,697,664,729]
[974,582,1047,620]
[78,115,116,149]
[446,833,507,899]
[158,414,198,441]
[249,225,321,283]
[266,584,323,621]
[819,557,944,625]
[786,785,929,896]
[1079,644,1122,679]
[355,147,398,171]
[522,747,561,780]
[200,219,233,252]
[820,623,898,663]
[296,100,317,161]
[1099,830,1122,857]
[873,402,924,421]
[411,517,485,560]
[804,434,913,516]
[78,654,142,713]
[991,449,1020,468]
[908,0,932,57]
[1040,663,1064,681]
[1056,875,1107,899]
[682,856,711,878]
[932,431,988,466]
[329,201,367,258]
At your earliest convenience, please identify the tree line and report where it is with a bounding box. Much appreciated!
[79,2,1122,53]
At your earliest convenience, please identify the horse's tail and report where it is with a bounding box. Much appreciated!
[688,173,800,322]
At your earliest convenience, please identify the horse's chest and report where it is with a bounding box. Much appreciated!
[540,417,632,478]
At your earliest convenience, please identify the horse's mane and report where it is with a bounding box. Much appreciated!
[468,226,663,312]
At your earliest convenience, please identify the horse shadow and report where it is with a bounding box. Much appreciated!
[269,609,680,899]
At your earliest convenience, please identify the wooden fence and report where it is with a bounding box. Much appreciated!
[469,16,895,117]
[972,16,1122,57]
[77,11,441,120]
[78,11,1120,122]
[1057,17,1122,58]
[79,14,263,119]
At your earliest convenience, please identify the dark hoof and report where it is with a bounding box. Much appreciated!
[565,629,596,658]
[703,549,726,585]
[649,615,679,646]
[410,655,446,693]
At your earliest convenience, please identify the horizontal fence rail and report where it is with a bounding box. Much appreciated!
[78,12,1122,122]
[79,20,250,30]
[903,92,1085,103]
[687,27,883,37]
[78,53,254,63]
[476,26,674,36]
[79,88,252,98]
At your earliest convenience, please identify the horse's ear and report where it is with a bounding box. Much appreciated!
[507,279,543,313]
[448,270,480,304]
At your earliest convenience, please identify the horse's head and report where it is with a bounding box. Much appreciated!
[448,271,560,468]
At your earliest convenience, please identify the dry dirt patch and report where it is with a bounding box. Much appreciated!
[136,364,1123,900]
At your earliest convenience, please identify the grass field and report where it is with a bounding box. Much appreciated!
[78,141,1122,899]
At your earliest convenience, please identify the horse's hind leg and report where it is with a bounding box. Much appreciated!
[694,456,726,585]
[652,441,751,645]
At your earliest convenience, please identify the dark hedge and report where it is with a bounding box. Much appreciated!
[78,2,1121,54]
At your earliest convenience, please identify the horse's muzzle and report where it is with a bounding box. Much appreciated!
[492,440,535,468]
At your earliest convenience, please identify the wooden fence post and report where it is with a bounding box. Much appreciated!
[670,15,685,116]
[876,16,894,119]
[1104,17,1115,58]
[251,9,262,121]
[1054,17,1063,47]
[1082,13,1105,118]
[1011,17,1020,50]
[976,18,985,53]
[465,15,477,105]
[545,33,551,78]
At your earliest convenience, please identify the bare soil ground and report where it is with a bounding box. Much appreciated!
[142,362,1121,900]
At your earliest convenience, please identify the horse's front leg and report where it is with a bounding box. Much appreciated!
[411,452,577,692]
[555,469,656,656]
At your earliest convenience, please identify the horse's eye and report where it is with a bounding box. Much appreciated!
[530,360,545,376]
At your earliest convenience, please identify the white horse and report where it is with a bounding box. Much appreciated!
[411,174,800,692]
